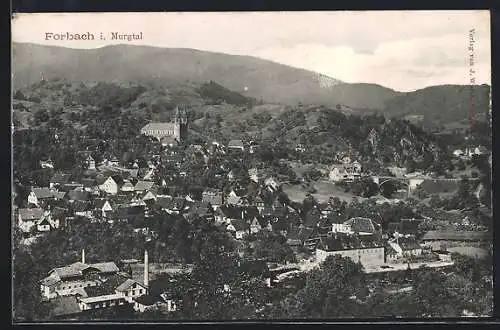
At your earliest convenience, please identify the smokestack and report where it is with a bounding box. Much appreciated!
[144,250,149,288]
[81,249,85,264]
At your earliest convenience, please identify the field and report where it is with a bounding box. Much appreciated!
[283,180,359,203]
[446,246,489,259]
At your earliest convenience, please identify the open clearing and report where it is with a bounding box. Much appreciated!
[283,180,359,203]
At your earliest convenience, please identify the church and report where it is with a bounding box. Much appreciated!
[140,105,188,146]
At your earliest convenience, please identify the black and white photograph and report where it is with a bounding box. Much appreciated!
[11,11,492,322]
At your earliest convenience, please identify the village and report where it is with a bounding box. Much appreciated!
[12,104,492,320]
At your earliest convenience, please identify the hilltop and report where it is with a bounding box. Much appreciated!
[13,43,490,129]
[13,43,398,110]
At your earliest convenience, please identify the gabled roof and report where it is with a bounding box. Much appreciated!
[68,190,91,201]
[110,175,125,186]
[95,199,112,209]
[90,262,120,274]
[81,178,97,187]
[115,278,145,292]
[50,173,71,184]
[49,262,89,279]
[228,219,249,232]
[135,180,155,191]
[344,217,376,234]
[203,188,222,195]
[41,275,60,287]
[228,139,244,148]
[31,188,56,199]
[72,201,92,212]
[397,237,422,251]
[142,122,177,131]
[18,208,44,221]
[298,227,315,242]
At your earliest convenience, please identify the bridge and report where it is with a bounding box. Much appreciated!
[371,175,480,196]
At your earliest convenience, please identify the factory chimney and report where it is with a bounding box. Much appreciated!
[81,249,85,264]
[144,250,149,288]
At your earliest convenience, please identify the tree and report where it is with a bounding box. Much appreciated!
[270,255,365,319]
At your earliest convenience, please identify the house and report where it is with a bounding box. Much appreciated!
[248,168,260,183]
[315,234,385,267]
[28,188,66,206]
[67,189,91,203]
[95,199,113,218]
[215,205,242,224]
[77,274,148,311]
[99,175,124,195]
[50,173,72,189]
[249,216,262,234]
[202,188,223,209]
[40,256,120,301]
[329,161,362,182]
[40,159,54,169]
[108,156,120,166]
[121,180,135,192]
[227,219,249,239]
[37,215,52,232]
[85,154,96,170]
[186,201,214,222]
[81,178,98,193]
[343,217,378,235]
[111,205,146,223]
[227,139,245,151]
[385,244,399,263]
[226,190,242,206]
[18,208,45,233]
[388,237,422,258]
[134,180,155,193]
[254,195,265,212]
[134,293,177,313]
[73,202,93,218]
[141,190,157,203]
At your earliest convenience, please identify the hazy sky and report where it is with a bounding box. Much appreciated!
[12,11,491,92]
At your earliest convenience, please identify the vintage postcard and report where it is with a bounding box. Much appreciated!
[11,11,492,322]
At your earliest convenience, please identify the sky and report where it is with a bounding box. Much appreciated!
[12,11,491,92]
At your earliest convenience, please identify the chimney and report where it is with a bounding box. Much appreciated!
[144,250,149,288]
[81,249,85,264]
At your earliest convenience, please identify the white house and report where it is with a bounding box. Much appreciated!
[40,159,54,169]
[329,161,362,182]
[95,199,113,218]
[388,237,422,258]
[99,176,123,195]
[226,190,242,206]
[121,180,135,192]
[331,223,350,234]
[28,188,66,206]
[18,208,45,233]
[249,217,262,234]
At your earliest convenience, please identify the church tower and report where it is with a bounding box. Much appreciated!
[173,105,188,142]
